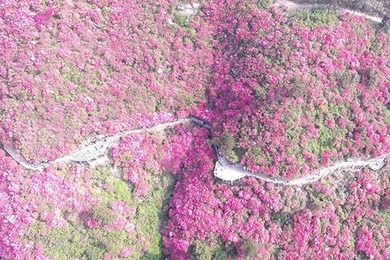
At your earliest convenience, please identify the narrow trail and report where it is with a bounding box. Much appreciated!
[1,117,388,186]
[214,150,388,186]
[2,117,203,170]
[272,0,383,23]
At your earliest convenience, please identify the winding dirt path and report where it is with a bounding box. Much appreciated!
[2,117,388,186]
[214,150,388,186]
[2,117,201,170]
[272,0,383,23]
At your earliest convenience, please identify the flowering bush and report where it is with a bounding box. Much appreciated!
[110,133,166,197]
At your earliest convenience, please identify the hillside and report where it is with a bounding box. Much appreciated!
[0,0,389,259]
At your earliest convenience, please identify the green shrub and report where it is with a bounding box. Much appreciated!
[294,9,340,29]
[252,146,273,166]
[193,240,215,260]
[256,0,274,10]
[90,203,118,226]
[134,173,176,258]
[383,108,390,124]
[212,247,230,260]
[113,179,132,202]
[307,126,334,156]
[25,221,93,260]
[173,11,192,27]
[242,239,259,259]
[191,239,228,260]
[253,84,268,99]
[83,247,104,260]
[98,230,129,253]
[212,131,247,163]
[339,70,361,88]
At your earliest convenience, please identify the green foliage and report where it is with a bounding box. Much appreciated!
[284,105,303,127]
[177,87,203,108]
[307,126,334,156]
[173,11,192,27]
[226,149,240,163]
[271,211,292,226]
[337,205,347,221]
[113,180,133,202]
[90,203,118,226]
[286,126,304,144]
[24,220,49,243]
[288,76,308,98]
[83,247,105,260]
[328,102,350,118]
[256,0,274,10]
[232,147,247,162]
[212,247,230,260]
[304,104,349,157]
[369,37,383,52]
[252,145,273,166]
[239,0,273,12]
[214,132,245,163]
[192,240,215,260]
[61,62,84,85]
[191,239,229,260]
[339,70,361,88]
[25,220,104,260]
[223,133,236,156]
[155,98,165,112]
[309,190,329,204]
[294,9,340,29]
[253,146,262,157]
[366,67,379,88]
[96,230,129,253]
[25,206,128,258]
[384,26,390,35]
[242,239,260,259]
[378,210,390,228]
[134,173,176,258]
[383,107,390,124]
[43,227,88,259]
[88,167,133,205]
[253,84,268,99]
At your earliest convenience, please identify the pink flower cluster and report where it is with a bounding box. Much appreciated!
[110,123,212,197]
[110,133,165,197]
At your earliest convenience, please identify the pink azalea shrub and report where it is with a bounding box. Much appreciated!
[110,120,214,198]
[207,0,390,178]
[110,133,166,197]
